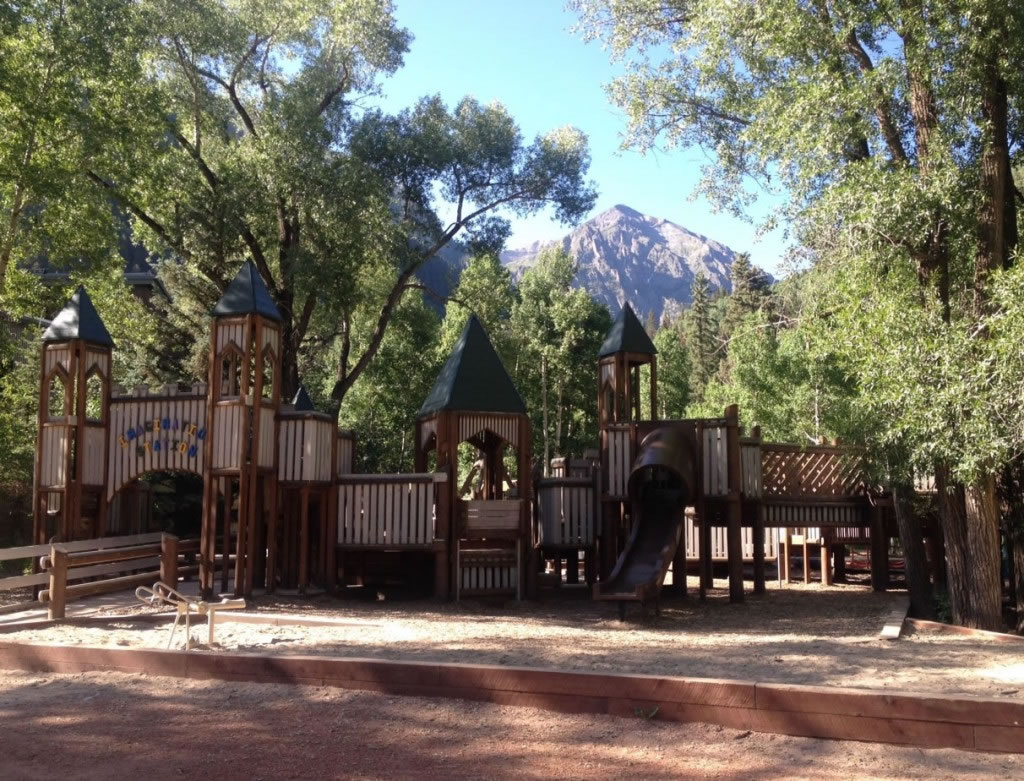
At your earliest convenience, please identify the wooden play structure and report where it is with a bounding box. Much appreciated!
[29,267,896,610]
[30,270,534,601]
[534,304,897,612]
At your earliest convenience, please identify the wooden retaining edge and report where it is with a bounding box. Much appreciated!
[0,641,1021,753]
[905,618,1024,645]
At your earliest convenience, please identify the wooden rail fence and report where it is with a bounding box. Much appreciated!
[0,533,203,620]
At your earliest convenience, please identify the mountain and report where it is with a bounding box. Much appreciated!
[502,204,752,322]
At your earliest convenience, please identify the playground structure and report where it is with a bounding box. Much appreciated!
[28,263,900,610]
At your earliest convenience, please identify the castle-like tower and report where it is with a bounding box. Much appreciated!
[200,261,283,597]
[34,287,114,544]
[596,303,657,576]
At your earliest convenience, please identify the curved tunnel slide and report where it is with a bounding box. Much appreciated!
[594,426,695,616]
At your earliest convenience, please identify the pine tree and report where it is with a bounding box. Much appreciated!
[723,252,768,341]
[688,271,715,399]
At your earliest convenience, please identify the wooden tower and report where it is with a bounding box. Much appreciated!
[414,315,534,599]
[596,302,657,577]
[199,261,282,598]
[34,287,114,544]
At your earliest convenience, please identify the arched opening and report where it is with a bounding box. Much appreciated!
[457,431,518,500]
[108,471,204,538]
[220,345,244,398]
[85,368,105,422]
[260,345,275,400]
[47,370,69,419]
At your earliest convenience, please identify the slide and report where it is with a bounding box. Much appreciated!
[594,426,695,616]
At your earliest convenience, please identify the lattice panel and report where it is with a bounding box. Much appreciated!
[760,446,867,498]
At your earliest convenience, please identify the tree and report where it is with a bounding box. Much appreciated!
[511,247,610,472]
[85,1,597,416]
[0,0,152,293]
[652,318,690,419]
[436,254,516,364]
[722,252,769,341]
[686,271,715,399]
[576,0,1024,629]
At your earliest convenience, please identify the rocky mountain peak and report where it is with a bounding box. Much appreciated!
[501,205,753,322]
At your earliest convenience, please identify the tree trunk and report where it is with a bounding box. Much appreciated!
[963,475,1003,630]
[892,484,934,619]
[939,465,1002,630]
[555,379,564,458]
[998,462,1024,632]
[541,355,549,477]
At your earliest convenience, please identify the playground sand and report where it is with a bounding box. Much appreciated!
[2,580,1022,700]
[0,668,1021,779]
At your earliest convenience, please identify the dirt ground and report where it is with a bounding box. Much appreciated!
[3,580,1022,699]
[0,668,1019,780]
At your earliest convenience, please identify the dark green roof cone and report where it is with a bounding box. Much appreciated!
[418,315,526,417]
[42,286,115,347]
[292,385,315,412]
[212,260,282,321]
[598,302,656,358]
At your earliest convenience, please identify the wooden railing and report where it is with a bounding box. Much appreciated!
[604,425,632,497]
[459,499,522,535]
[762,498,867,527]
[36,533,200,619]
[760,443,867,498]
[0,542,52,615]
[536,477,598,547]
[337,473,447,547]
[702,425,730,497]
[683,515,780,561]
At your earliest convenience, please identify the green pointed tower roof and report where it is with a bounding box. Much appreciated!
[418,315,526,417]
[598,302,656,358]
[42,286,115,347]
[292,385,315,412]
[212,260,281,321]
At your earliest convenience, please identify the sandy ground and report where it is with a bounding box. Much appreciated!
[2,580,1022,699]
[0,669,1020,780]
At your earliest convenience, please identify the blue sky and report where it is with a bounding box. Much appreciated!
[373,0,788,275]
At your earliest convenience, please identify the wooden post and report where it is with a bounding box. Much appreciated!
[782,531,792,583]
[725,405,744,604]
[221,477,231,594]
[48,546,68,620]
[821,542,833,585]
[299,485,310,593]
[326,480,337,593]
[671,528,687,597]
[160,533,179,588]
[833,545,847,582]
[802,534,811,585]
[752,502,766,595]
[870,504,888,591]
[266,474,279,593]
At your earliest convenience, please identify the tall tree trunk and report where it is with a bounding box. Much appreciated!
[892,483,934,619]
[555,379,564,458]
[998,462,1024,631]
[963,475,1003,630]
[541,355,549,477]
[938,466,1002,629]
[955,49,1012,632]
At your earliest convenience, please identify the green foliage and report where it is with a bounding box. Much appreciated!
[651,320,690,419]
[335,293,440,472]
[0,0,154,291]
[510,246,611,469]
[684,271,716,397]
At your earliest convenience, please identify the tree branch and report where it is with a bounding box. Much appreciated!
[843,29,908,163]
[86,170,191,260]
[316,60,351,116]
